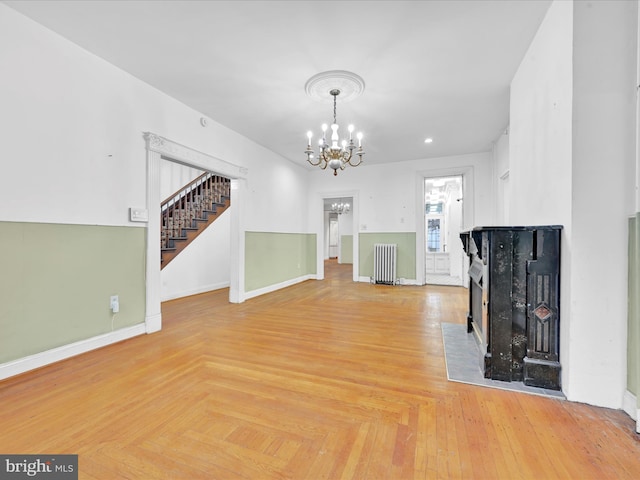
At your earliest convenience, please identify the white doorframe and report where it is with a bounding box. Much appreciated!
[415,166,474,287]
[143,132,248,333]
[315,190,359,282]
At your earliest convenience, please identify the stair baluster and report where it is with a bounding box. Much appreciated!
[160,173,231,268]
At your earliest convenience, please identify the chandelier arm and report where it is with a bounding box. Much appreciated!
[307,155,322,167]
[346,152,364,167]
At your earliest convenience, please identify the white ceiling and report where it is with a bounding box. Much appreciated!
[4,0,551,170]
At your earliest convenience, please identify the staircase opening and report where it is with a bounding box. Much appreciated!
[161,172,231,268]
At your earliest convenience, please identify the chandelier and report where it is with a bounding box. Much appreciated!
[331,200,350,215]
[304,71,365,176]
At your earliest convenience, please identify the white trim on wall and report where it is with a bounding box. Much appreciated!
[623,389,640,433]
[0,324,146,381]
[315,190,360,282]
[244,274,317,301]
[143,132,248,327]
[415,166,475,286]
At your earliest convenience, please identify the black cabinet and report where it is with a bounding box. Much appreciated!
[460,226,562,390]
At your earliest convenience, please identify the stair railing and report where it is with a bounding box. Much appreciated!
[161,172,230,249]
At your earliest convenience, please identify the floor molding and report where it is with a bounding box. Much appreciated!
[0,324,146,381]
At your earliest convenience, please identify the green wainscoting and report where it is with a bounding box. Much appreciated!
[0,221,146,364]
[245,232,317,292]
[359,232,416,280]
[628,216,639,401]
[340,235,353,264]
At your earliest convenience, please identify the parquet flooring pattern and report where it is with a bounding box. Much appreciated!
[1,261,639,479]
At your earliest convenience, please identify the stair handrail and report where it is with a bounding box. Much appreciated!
[162,171,212,212]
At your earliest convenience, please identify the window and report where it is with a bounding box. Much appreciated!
[426,202,443,214]
[427,218,441,252]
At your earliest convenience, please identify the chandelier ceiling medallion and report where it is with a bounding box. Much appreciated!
[304,71,365,176]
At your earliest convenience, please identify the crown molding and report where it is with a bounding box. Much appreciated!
[143,132,248,178]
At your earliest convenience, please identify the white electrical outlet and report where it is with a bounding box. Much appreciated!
[110,295,119,313]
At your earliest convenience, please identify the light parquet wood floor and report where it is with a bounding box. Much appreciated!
[1,261,639,479]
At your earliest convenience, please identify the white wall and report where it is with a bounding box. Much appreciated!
[338,207,354,236]
[307,152,494,281]
[509,0,637,408]
[510,0,574,228]
[160,160,204,201]
[444,183,464,281]
[308,152,493,233]
[161,210,231,301]
[0,3,311,306]
[492,131,510,225]
[568,0,637,407]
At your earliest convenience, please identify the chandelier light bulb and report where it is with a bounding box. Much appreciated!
[331,200,351,214]
[307,131,313,144]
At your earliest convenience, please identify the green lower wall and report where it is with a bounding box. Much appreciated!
[628,216,639,400]
[341,235,353,264]
[245,232,317,292]
[0,221,146,364]
[359,232,416,280]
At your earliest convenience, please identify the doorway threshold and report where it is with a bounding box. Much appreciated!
[425,274,463,286]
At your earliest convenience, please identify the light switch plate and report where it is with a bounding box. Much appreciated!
[129,207,149,222]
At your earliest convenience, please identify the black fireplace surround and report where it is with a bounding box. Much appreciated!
[460,226,562,391]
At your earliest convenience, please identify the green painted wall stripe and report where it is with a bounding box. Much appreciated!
[0,221,146,364]
[359,232,416,280]
[341,235,353,264]
[245,232,316,292]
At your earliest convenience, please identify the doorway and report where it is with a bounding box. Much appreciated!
[424,175,464,286]
[328,214,339,258]
[323,197,353,264]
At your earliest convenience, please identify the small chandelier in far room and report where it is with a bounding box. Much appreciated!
[304,71,365,176]
[331,200,350,215]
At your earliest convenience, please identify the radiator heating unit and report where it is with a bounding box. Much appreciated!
[372,243,398,285]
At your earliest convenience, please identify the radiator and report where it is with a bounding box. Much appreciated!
[372,243,398,285]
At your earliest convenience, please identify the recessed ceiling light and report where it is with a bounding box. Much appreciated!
[424,138,433,144]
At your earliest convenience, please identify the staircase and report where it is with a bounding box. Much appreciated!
[161,173,231,268]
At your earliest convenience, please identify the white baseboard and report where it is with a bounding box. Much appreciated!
[623,390,640,432]
[424,274,464,286]
[0,324,147,382]
[161,281,230,302]
[244,274,316,300]
[623,390,637,420]
[357,276,419,285]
